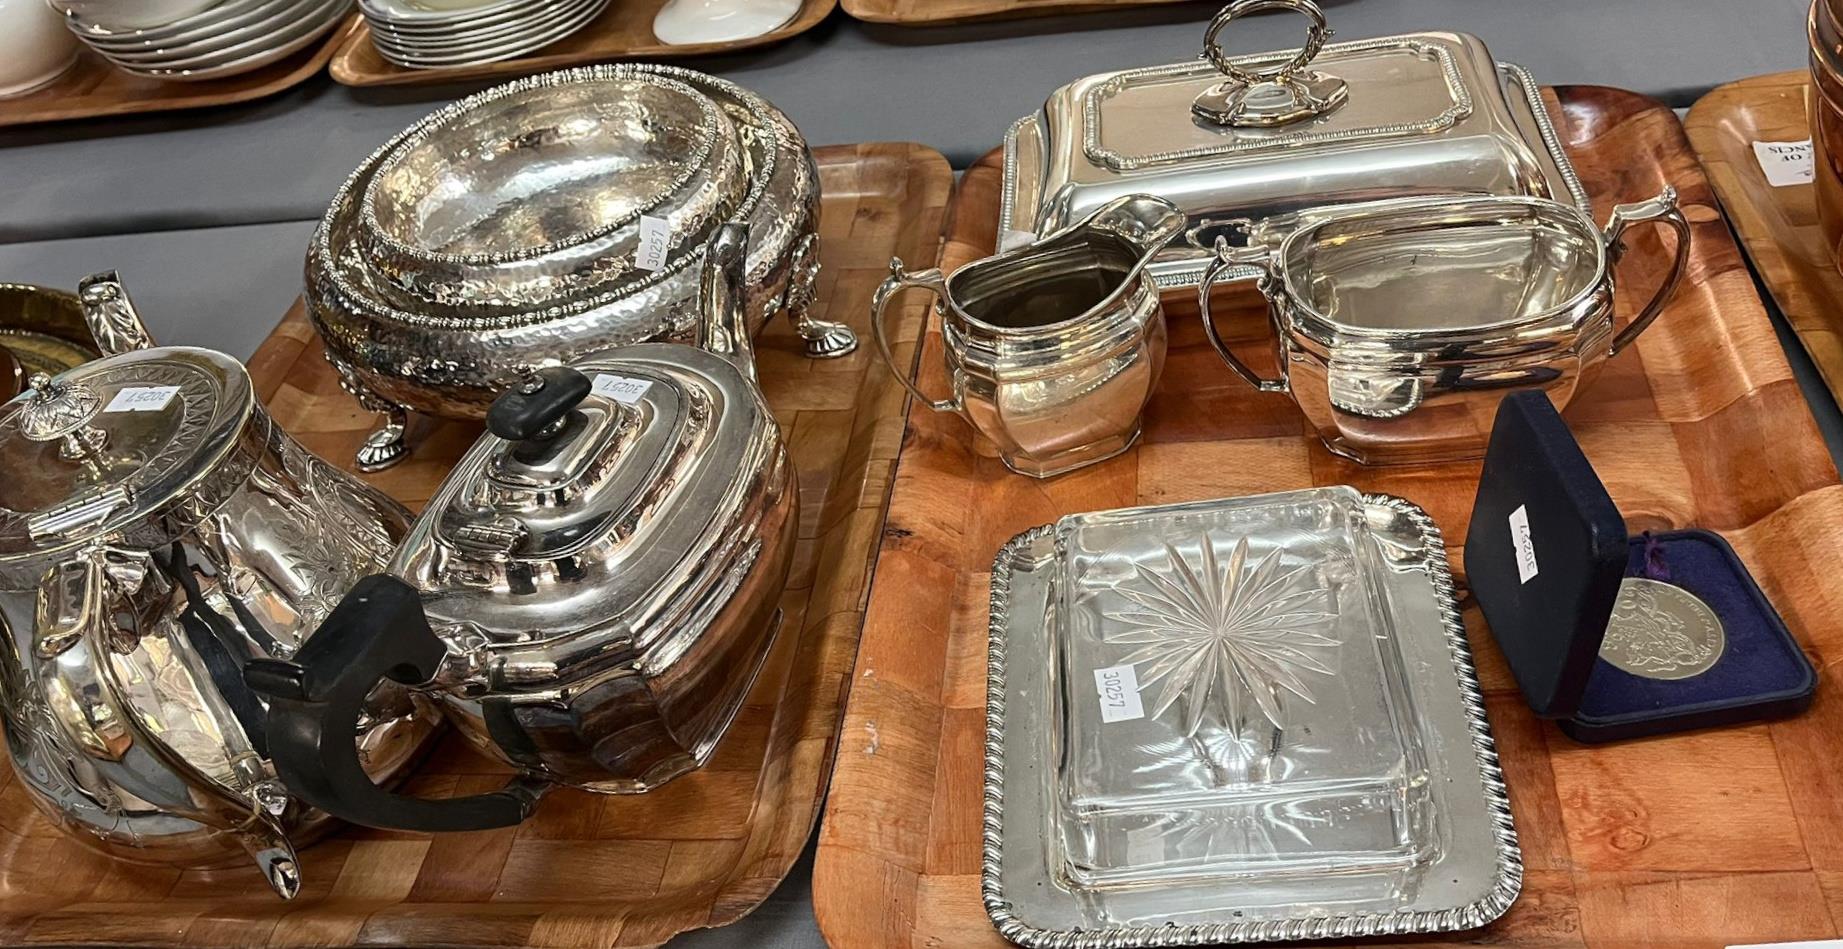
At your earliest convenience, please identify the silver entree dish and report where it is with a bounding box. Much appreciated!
[983,487,1519,945]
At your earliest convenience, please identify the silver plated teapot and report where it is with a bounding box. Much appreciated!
[0,274,439,897]
[251,225,797,831]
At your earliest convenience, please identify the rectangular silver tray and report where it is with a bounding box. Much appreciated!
[999,60,1586,291]
[981,488,1519,946]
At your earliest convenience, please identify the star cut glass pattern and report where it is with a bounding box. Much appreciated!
[1103,534,1337,737]
[1050,489,1438,896]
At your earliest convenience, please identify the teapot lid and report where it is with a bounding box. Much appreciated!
[0,346,255,566]
[399,342,778,646]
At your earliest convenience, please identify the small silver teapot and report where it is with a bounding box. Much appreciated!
[869,194,1184,477]
[250,225,798,831]
[0,274,439,897]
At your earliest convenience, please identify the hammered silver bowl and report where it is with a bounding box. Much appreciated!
[304,64,857,473]
[356,70,747,311]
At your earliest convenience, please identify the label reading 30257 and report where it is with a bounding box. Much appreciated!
[1094,664,1146,723]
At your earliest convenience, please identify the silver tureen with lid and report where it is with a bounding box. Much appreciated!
[0,274,440,898]
[306,64,854,473]
[1000,0,1588,288]
[253,225,797,831]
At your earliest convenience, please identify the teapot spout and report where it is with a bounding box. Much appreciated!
[75,271,157,355]
[698,223,755,380]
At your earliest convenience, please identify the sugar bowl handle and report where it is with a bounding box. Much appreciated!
[869,259,963,415]
[1603,186,1692,357]
[246,575,550,832]
[1199,240,1289,394]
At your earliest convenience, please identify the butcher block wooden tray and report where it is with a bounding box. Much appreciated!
[843,0,1188,26]
[0,16,355,129]
[1685,70,1843,405]
[813,88,1843,947]
[0,142,950,948]
[329,0,832,88]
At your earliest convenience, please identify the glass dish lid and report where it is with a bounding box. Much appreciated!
[983,487,1519,945]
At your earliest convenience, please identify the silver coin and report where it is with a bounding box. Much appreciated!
[1599,577,1725,680]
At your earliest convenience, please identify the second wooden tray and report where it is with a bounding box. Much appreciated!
[813,89,1843,947]
[0,16,356,129]
[1685,70,1843,405]
[0,142,950,949]
[843,0,1191,26]
[330,0,833,88]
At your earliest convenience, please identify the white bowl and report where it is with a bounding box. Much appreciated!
[652,0,797,44]
[0,0,79,98]
[52,0,223,30]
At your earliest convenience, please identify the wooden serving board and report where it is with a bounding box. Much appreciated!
[842,0,1188,26]
[0,142,951,948]
[329,0,832,88]
[813,88,1843,946]
[1685,71,1843,406]
[0,16,356,130]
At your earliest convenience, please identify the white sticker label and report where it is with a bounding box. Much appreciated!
[635,214,672,272]
[104,385,180,413]
[591,373,653,405]
[999,228,1038,252]
[1729,942,1843,949]
[1752,139,1815,187]
[1509,504,1538,584]
[1094,664,1146,724]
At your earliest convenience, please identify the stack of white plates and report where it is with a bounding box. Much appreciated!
[53,0,353,82]
[357,0,611,69]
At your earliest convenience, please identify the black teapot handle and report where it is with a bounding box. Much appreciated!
[244,574,548,832]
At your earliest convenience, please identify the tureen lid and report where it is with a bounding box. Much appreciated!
[0,347,255,564]
[401,342,778,647]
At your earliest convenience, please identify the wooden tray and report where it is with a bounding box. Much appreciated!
[330,0,832,88]
[0,142,951,949]
[1685,70,1843,405]
[0,16,356,130]
[813,88,1843,947]
[842,0,1187,26]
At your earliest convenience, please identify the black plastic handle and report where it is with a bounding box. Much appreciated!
[244,574,548,832]
[487,366,592,442]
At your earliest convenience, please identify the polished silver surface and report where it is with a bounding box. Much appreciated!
[983,488,1519,945]
[273,226,795,826]
[1600,578,1726,681]
[1198,190,1690,464]
[870,195,1181,478]
[999,0,1587,290]
[0,273,435,898]
[306,64,854,472]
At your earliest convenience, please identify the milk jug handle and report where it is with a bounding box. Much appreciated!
[868,259,963,415]
[1603,186,1691,357]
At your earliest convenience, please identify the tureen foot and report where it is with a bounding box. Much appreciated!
[355,407,409,473]
[792,313,858,359]
[233,813,302,900]
[781,232,857,359]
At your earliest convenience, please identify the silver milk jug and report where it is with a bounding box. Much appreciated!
[869,194,1184,477]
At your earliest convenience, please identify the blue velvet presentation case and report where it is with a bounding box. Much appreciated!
[1464,392,1817,743]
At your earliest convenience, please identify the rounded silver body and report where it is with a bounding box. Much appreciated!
[1200,191,1691,465]
[871,195,1185,478]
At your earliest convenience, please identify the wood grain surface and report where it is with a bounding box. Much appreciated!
[0,142,951,949]
[330,0,833,88]
[1685,70,1843,405]
[842,0,1189,26]
[0,16,356,130]
[813,88,1843,947]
